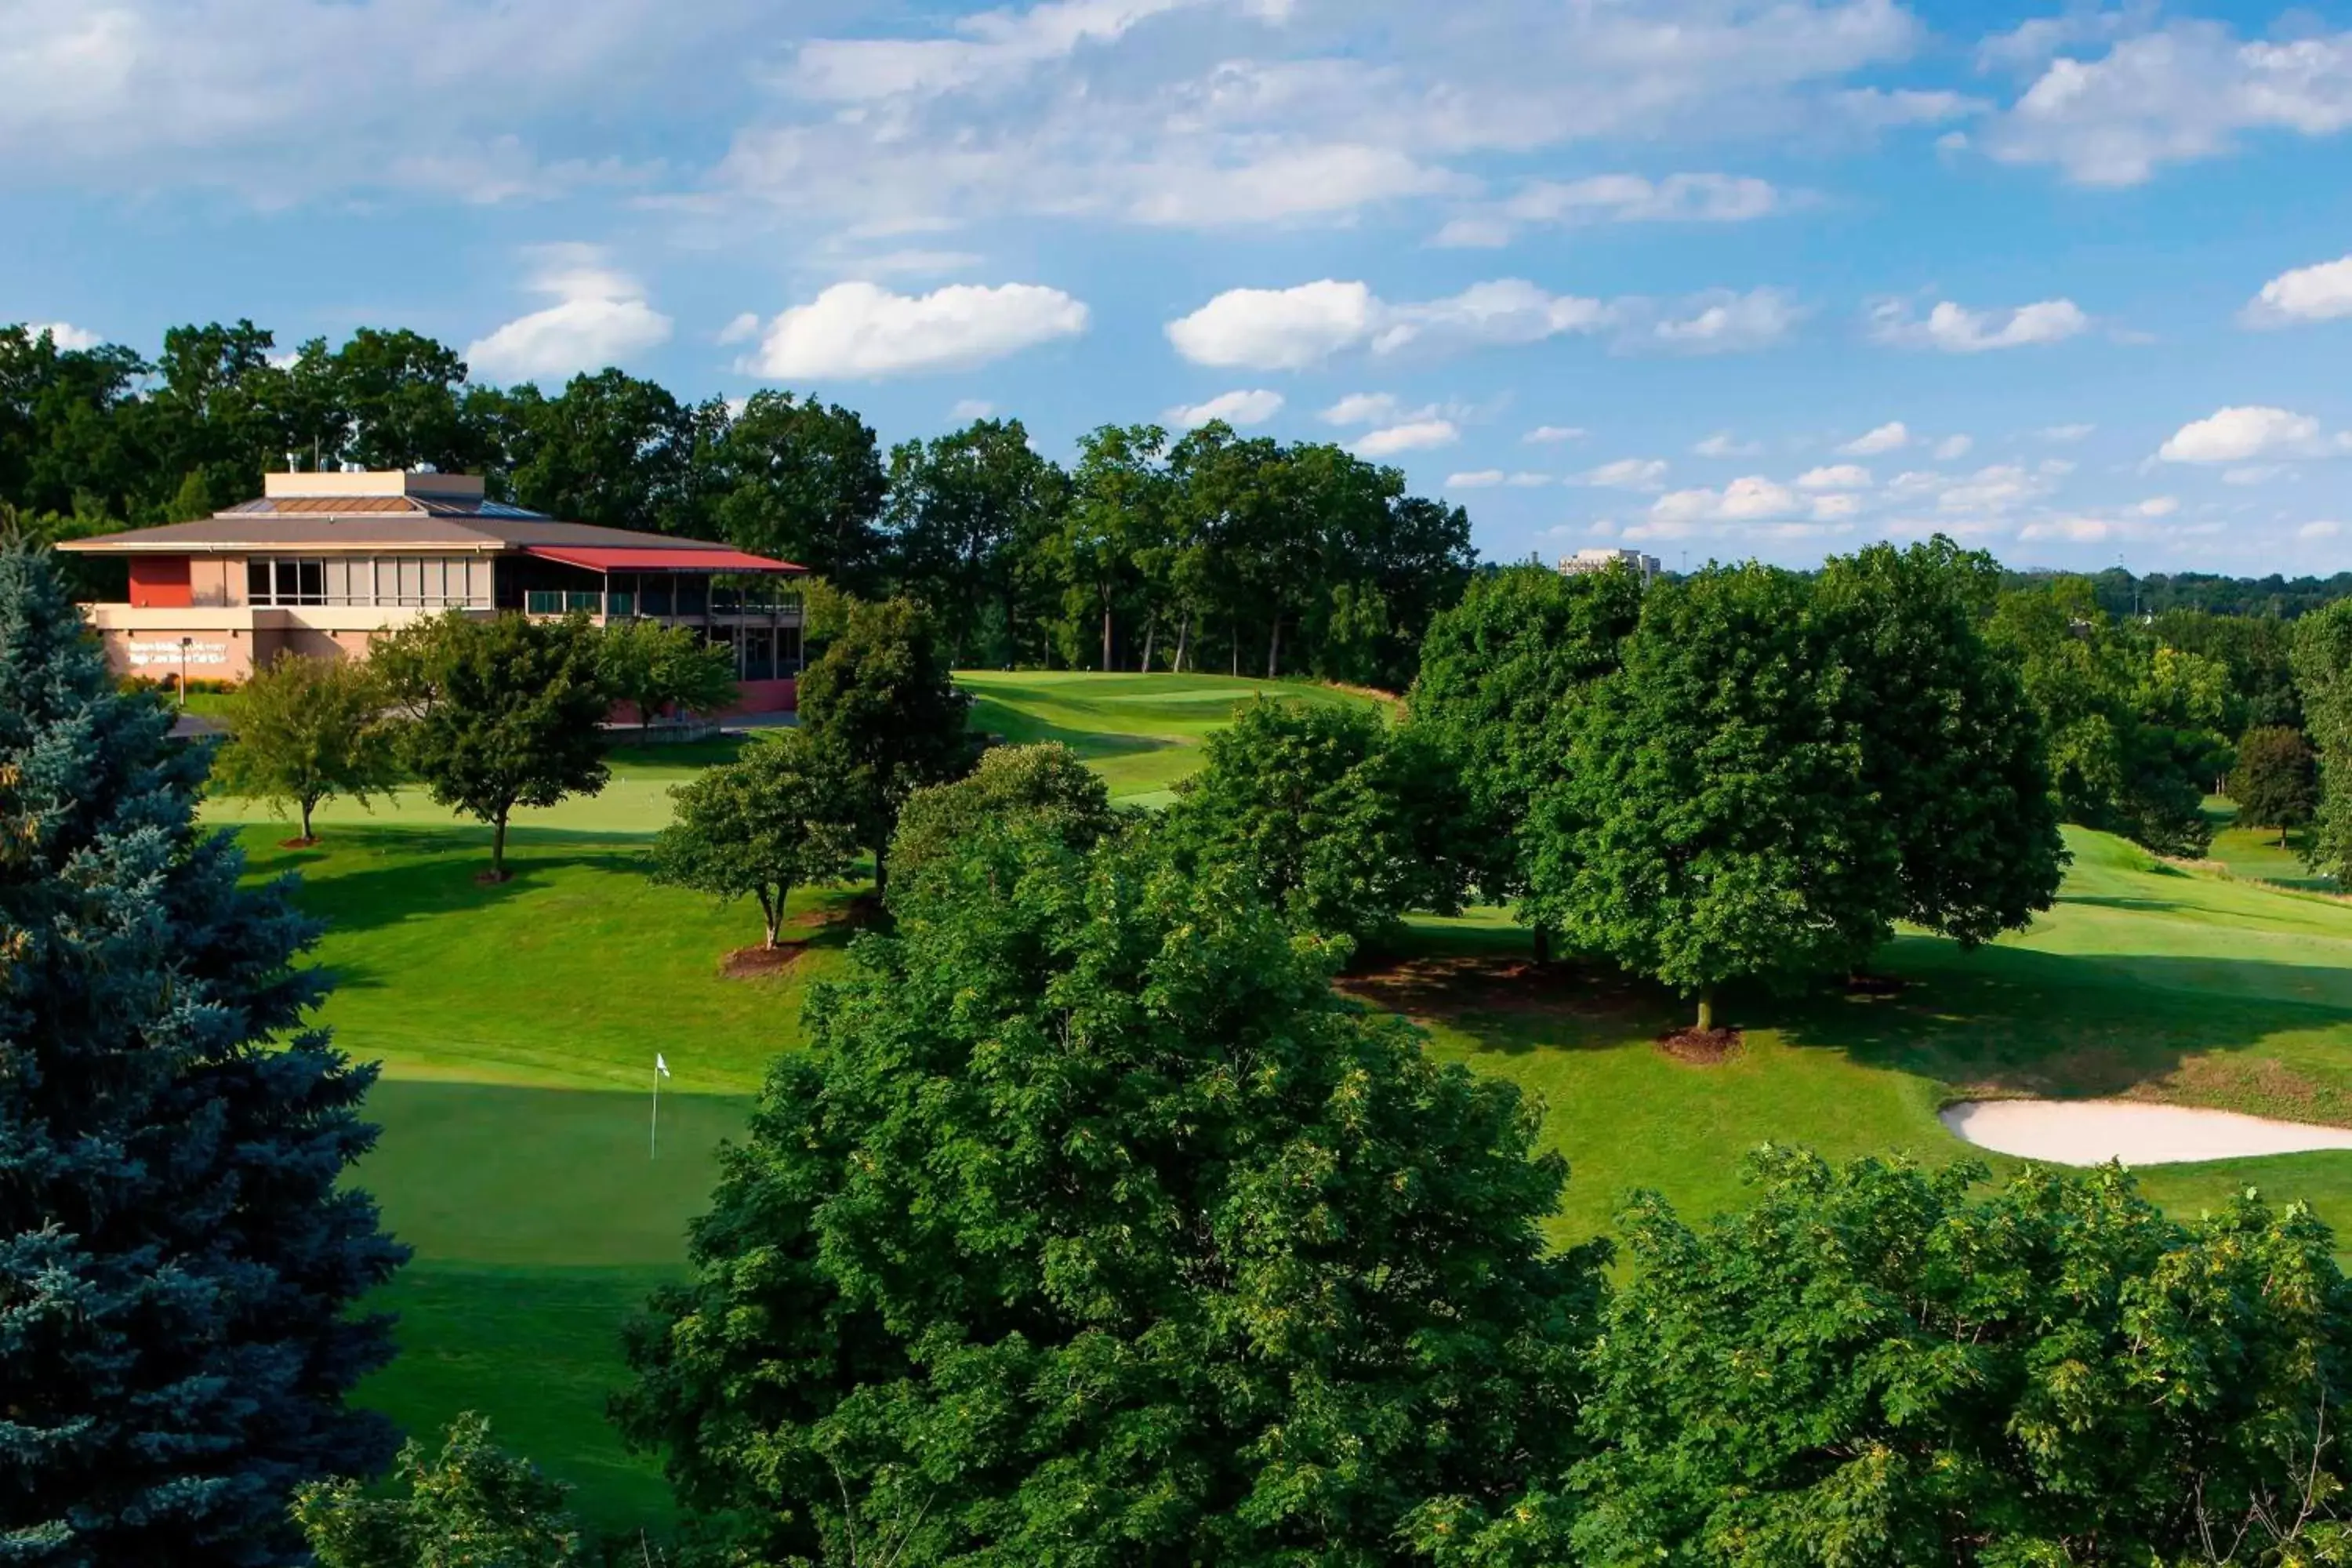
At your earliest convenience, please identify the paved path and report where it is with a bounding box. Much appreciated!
[1941,1099,2352,1166]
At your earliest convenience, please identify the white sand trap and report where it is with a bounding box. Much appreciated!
[1940,1099,2352,1167]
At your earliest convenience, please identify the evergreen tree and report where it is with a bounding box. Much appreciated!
[0,545,407,1564]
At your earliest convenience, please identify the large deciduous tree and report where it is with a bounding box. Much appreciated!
[714,390,891,595]
[885,417,1069,667]
[212,652,400,842]
[376,611,611,880]
[1564,1148,2352,1567]
[2231,725,2320,848]
[887,739,1120,897]
[1406,562,1644,960]
[649,731,860,950]
[615,819,1602,1568]
[0,545,407,1563]
[597,616,738,731]
[1163,697,1471,950]
[2293,600,2352,884]
[793,595,978,897]
[294,1414,588,1568]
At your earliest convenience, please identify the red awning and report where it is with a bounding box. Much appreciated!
[521,545,804,574]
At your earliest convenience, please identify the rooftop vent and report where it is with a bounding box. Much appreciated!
[263,470,487,503]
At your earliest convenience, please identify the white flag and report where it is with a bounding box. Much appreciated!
[656,1054,671,1078]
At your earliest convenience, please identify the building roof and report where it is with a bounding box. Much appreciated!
[54,471,806,572]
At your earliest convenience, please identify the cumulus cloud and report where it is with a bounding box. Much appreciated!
[1322,391,1413,426]
[1354,419,1460,457]
[1975,19,2352,188]
[2243,254,2352,328]
[1933,434,1974,460]
[741,280,1089,379]
[1694,431,1764,458]
[1652,475,1805,524]
[1840,421,1911,456]
[1796,463,1871,490]
[1868,297,2090,352]
[1524,424,1588,445]
[25,321,100,350]
[1167,278,1608,369]
[1435,172,1786,247]
[1643,288,1803,354]
[2040,423,2096,442]
[464,247,673,381]
[1577,458,1670,492]
[950,397,998,419]
[1164,387,1284,428]
[1446,470,1506,488]
[2157,406,2347,464]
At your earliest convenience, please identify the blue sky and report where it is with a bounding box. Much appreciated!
[6,0,2352,574]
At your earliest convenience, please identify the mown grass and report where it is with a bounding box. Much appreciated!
[215,673,2352,1528]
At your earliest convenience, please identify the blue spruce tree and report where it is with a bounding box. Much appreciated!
[0,546,408,1564]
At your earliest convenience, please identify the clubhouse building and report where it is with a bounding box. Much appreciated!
[58,470,808,713]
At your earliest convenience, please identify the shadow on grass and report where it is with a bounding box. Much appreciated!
[964,695,1189,764]
[238,832,655,940]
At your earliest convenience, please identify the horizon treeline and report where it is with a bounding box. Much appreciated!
[0,320,1471,688]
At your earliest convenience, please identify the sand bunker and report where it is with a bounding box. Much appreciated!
[1940,1099,2352,1167]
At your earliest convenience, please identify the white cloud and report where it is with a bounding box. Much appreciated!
[463,246,673,382]
[1577,458,1669,492]
[789,0,1200,102]
[25,321,100,350]
[1933,434,1974,460]
[1505,471,1554,488]
[1652,475,1804,524]
[1644,288,1802,354]
[1524,424,1588,445]
[2157,405,2346,464]
[2039,423,2096,443]
[717,311,761,345]
[2224,464,2289,487]
[1436,172,1786,247]
[1166,278,1608,369]
[1164,387,1284,428]
[2301,520,2345,540]
[1796,463,1871,490]
[1354,419,1459,457]
[949,398,998,420]
[2243,254,2352,328]
[1694,431,1764,458]
[2136,495,2180,517]
[1840,421,1911,456]
[1446,470,1505,488]
[1868,296,2090,352]
[1323,391,1410,426]
[742,280,1088,379]
[1978,20,2352,187]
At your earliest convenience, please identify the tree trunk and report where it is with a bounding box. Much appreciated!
[1174,611,1190,673]
[299,795,315,843]
[1141,612,1159,673]
[1230,618,1240,677]
[1695,989,1715,1033]
[1101,594,1114,672]
[759,887,779,949]
[491,807,511,880]
[1265,616,1281,680]
[1532,924,1551,964]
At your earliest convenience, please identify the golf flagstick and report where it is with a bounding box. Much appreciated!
[652,1052,671,1159]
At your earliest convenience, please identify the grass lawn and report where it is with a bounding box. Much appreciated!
[223,672,2352,1532]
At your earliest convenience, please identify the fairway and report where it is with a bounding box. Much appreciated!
[222,673,2352,1532]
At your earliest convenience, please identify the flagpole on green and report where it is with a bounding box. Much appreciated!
[651,1053,668,1160]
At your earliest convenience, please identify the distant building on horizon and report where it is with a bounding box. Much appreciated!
[57,470,808,713]
[1559,546,1661,582]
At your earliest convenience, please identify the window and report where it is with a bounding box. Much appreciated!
[247,558,326,605]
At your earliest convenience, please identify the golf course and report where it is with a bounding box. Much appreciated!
[202,670,2352,1530]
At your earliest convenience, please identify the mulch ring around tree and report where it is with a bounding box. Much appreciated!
[720,943,808,979]
[278,837,321,851]
[1655,1026,1744,1065]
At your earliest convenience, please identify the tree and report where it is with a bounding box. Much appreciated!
[597,616,739,731]
[649,731,861,949]
[506,368,725,539]
[615,820,1602,1567]
[1565,1147,2352,1566]
[1531,564,1899,1032]
[885,418,1069,667]
[0,545,406,1563]
[212,652,400,842]
[793,596,978,897]
[887,739,1120,896]
[376,611,611,880]
[1817,538,2067,947]
[714,390,891,594]
[2233,726,2321,848]
[1406,562,1645,960]
[1163,697,1470,950]
[2294,601,2352,884]
[293,1414,589,1568]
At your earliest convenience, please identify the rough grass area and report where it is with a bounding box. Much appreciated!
[212,673,2352,1530]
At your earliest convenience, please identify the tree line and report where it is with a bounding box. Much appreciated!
[1,321,1471,689]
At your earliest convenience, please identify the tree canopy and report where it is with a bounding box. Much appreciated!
[649,731,860,949]
[596,615,738,730]
[294,1414,589,1568]
[0,545,405,1562]
[2232,725,2320,848]
[617,819,1601,1567]
[887,739,1122,898]
[211,652,399,841]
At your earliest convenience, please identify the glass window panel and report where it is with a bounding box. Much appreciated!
[248,561,270,602]
[297,561,324,603]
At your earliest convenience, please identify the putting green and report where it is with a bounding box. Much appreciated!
[214,673,2352,1533]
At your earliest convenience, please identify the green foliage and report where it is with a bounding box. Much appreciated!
[597,618,739,729]
[2232,726,2320,847]
[2295,603,2352,885]
[504,368,729,539]
[376,611,611,878]
[1531,563,1900,1027]
[887,739,1121,896]
[714,390,891,594]
[793,596,979,895]
[615,820,1601,1567]
[649,731,860,949]
[1567,1148,2352,1567]
[293,1414,590,1568]
[1817,539,2067,945]
[886,416,1070,667]
[1163,697,1470,949]
[1406,562,1644,935]
[212,652,400,840]
[0,544,406,1562]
